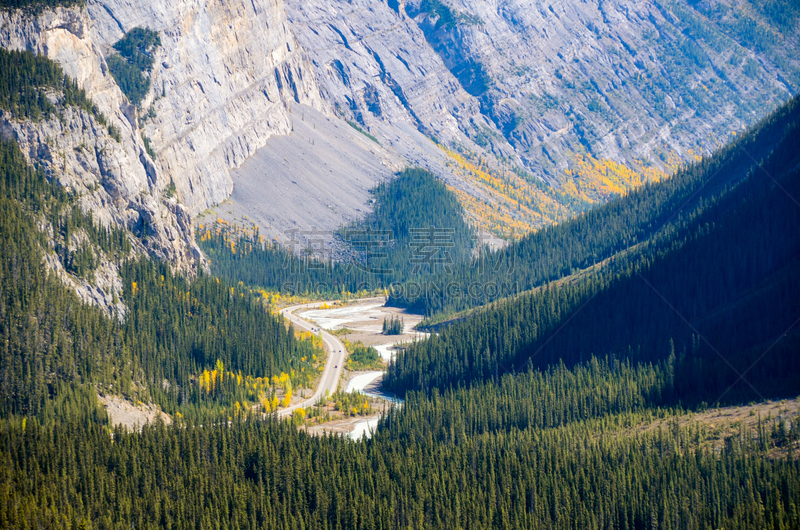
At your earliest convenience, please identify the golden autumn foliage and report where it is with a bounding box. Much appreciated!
[192,359,324,415]
[439,144,668,241]
[560,153,667,202]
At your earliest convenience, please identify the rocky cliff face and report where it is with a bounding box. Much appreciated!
[400,0,799,182]
[86,0,328,216]
[290,0,799,184]
[0,0,331,301]
[279,0,798,235]
[284,0,489,150]
[1,0,798,279]
[0,7,201,289]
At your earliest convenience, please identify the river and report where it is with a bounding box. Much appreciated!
[296,299,421,439]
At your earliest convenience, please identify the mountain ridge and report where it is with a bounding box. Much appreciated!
[1,0,798,295]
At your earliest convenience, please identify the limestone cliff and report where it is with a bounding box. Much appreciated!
[401,0,800,182]
[86,0,327,215]
[2,0,798,277]
[0,6,201,288]
[0,0,330,299]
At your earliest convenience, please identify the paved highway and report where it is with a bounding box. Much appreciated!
[276,302,349,417]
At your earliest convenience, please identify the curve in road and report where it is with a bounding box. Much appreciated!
[276,301,375,417]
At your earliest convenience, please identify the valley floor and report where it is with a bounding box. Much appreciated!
[293,298,421,437]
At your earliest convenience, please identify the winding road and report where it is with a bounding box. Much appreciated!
[276,302,350,417]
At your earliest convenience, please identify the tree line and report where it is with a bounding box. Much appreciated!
[0,48,120,140]
[0,133,318,420]
[199,167,475,295]
[384,94,800,402]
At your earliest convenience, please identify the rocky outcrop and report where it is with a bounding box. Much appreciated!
[2,0,798,279]
[0,7,203,282]
[44,248,128,319]
[86,0,328,215]
[0,7,125,123]
[400,0,799,182]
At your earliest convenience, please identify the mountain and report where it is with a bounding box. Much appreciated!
[1,3,799,527]
[280,0,800,234]
[3,0,799,266]
[403,0,800,173]
[388,93,800,316]
[384,94,800,401]
[0,94,798,528]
